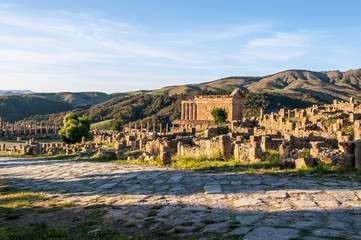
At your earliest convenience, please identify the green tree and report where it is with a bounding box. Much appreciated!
[210,107,228,125]
[110,119,123,132]
[58,113,90,144]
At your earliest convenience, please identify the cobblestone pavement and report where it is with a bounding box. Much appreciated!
[1,157,361,239]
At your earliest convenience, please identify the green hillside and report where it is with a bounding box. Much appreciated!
[24,90,325,126]
[4,68,361,124]
[0,95,73,122]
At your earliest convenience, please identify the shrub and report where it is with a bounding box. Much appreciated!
[210,107,228,125]
[58,113,90,144]
[110,119,123,132]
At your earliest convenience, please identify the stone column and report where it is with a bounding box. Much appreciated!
[166,123,169,135]
[261,136,272,151]
[188,103,192,120]
[193,103,197,120]
[355,139,361,169]
[249,142,262,162]
[153,123,156,133]
[187,103,191,120]
[219,135,231,160]
[159,146,171,164]
[181,103,184,120]
[184,103,188,121]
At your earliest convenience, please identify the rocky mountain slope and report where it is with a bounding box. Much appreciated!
[147,69,361,102]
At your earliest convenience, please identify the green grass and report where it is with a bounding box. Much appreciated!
[148,88,170,96]
[0,151,78,160]
[0,188,48,220]
[170,149,282,171]
[0,187,153,239]
[90,119,113,130]
[0,222,152,240]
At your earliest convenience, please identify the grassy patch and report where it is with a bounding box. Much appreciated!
[90,119,113,131]
[169,149,283,172]
[0,189,48,220]
[36,206,62,214]
[0,222,151,240]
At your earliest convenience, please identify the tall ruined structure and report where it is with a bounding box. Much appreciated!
[174,88,244,127]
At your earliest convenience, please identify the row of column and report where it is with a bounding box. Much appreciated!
[181,102,197,120]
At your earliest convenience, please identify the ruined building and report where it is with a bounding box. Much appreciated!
[173,88,245,127]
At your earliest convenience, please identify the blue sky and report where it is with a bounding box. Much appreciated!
[1,0,361,93]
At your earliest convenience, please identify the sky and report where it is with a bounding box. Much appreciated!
[1,0,361,93]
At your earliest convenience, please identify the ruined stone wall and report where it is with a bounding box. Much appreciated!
[195,96,235,121]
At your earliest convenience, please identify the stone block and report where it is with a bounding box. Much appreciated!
[261,136,272,151]
[279,144,289,160]
[355,139,361,169]
[249,147,262,162]
[280,158,295,168]
[219,135,231,160]
[339,154,354,167]
[295,157,315,169]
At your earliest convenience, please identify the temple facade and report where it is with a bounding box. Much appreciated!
[175,88,245,127]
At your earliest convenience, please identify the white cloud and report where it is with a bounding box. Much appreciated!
[241,31,310,61]
[0,4,356,93]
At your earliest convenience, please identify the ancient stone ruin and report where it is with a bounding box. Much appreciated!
[2,90,361,170]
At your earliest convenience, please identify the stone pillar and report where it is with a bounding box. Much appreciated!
[184,103,188,120]
[177,141,183,156]
[310,141,322,157]
[159,123,162,134]
[338,142,355,167]
[147,122,150,135]
[189,104,193,120]
[279,108,285,118]
[279,144,290,160]
[193,103,197,120]
[219,135,231,160]
[355,120,361,140]
[181,103,184,120]
[249,142,262,162]
[333,99,338,108]
[355,139,361,169]
[350,113,355,122]
[166,123,169,135]
[188,103,192,120]
[260,109,264,120]
[153,123,156,134]
[261,136,272,151]
[191,127,196,135]
[301,117,308,128]
[234,144,241,161]
[159,146,171,164]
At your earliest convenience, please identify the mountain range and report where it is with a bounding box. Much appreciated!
[1,68,360,123]
[0,90,34,96]
[145,69,361,102]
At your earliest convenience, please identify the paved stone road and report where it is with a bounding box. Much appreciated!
[1,156,361,239]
